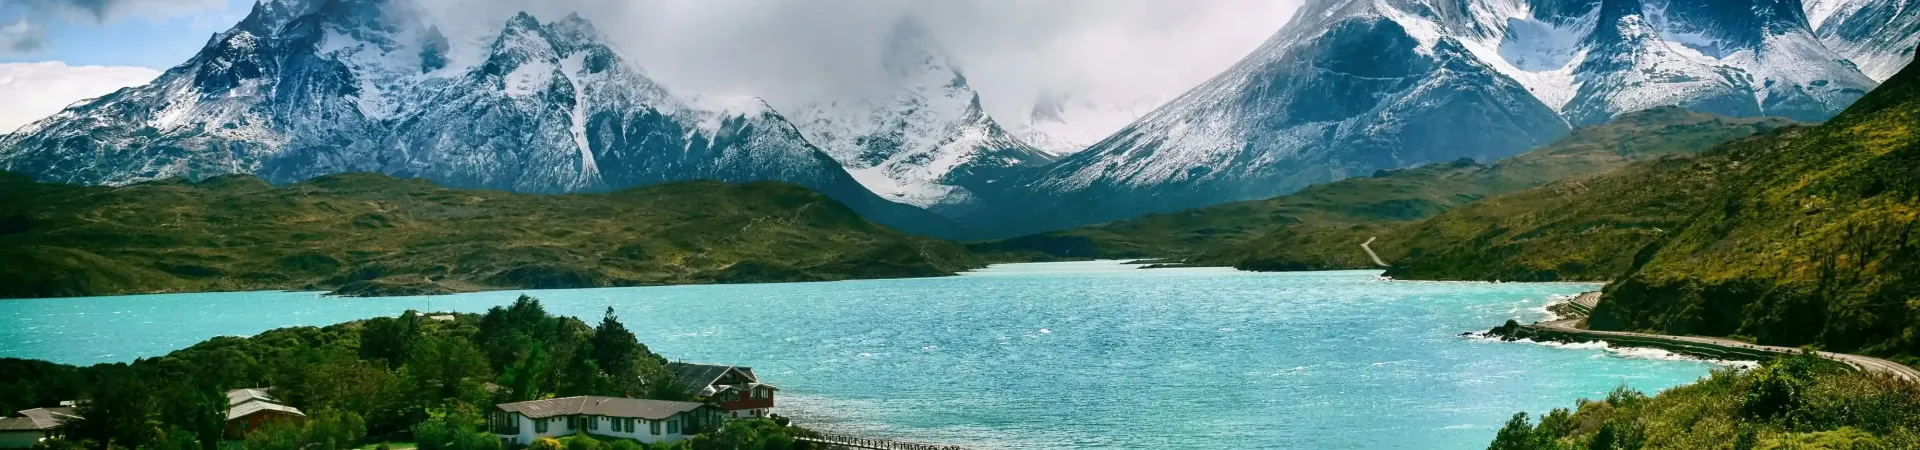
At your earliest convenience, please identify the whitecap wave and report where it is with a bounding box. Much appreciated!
[1489,336,1759,368]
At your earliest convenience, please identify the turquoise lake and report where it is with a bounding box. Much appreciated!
[0,261,1723,449]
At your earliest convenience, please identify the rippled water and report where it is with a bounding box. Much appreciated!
[0,261,1721,449]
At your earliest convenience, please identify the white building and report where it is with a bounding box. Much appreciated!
[0,407,79,448]
[488,396,724,446]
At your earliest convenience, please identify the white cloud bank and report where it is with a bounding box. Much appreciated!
[0,61,159,133]
[418,0,1306,144]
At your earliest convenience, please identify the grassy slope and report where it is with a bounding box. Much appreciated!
[1487,354,1920,450]
[971,108,1786,265]
[1201,108,1792,270]
[1377,127,1802,281]
[0,172,981,299]
[1584,61,1920,361]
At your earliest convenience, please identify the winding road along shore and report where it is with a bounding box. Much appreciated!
[1525,293,1920,383]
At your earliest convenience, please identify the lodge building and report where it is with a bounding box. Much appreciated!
[488,396,724,446]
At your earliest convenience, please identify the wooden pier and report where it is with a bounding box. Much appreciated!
[795,433,969,450]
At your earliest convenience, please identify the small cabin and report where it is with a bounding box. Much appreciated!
[226,388,306,439]
[0,407,78,448]
[666,362,778,419]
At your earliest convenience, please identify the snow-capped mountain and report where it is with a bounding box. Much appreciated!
[965,0,1888,237]
[1808,0,1920,82]
[786,19,1054,217]
[0,0,963,237]
[1011,90,1156,156]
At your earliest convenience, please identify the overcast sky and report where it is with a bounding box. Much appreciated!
[0,0,1304,133]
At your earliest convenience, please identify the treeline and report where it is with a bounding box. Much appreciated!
[1485,353,1920,449]
[0,295,812,450]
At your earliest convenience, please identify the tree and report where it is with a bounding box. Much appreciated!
[591,307,644,382]
[361,312,423,370]
[1487,412,1551,450]
[141,427,201,450]
[404,336,491,417]
[413,416,457,450]
[242,410,366,450]
[450,430,502,450]
[71,365,157,449]
[307,410,369,450]
[153,387,225,450]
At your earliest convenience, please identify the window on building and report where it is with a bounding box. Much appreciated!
[650,419,661,435]
[589,415,599,431]
[535,418,547,433]
[667,420,679,435]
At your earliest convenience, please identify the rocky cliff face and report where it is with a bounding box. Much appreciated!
[1808,0,1920,83]
[0,0,963,237]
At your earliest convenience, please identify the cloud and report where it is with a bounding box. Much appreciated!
[10,0,225,22]
[0,61,159,133]
[413,0,1303,132]
[1,19,47,53]
[0,0,225,55]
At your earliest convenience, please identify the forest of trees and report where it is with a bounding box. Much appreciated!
[0,295,814,450]
[1484,353,1920,449]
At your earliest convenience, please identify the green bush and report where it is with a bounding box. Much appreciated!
[564,433,601,450]
[1483,354,1920,449]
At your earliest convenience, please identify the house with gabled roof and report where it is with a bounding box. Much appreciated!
[226,388,305,439]
[487,396,723,446]
[666,362,777,419]
[0,406,78,448]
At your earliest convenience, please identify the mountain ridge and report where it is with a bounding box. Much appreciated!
[960,0,1889,238]
[0,0,968,238]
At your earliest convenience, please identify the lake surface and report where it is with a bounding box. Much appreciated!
[0,261,1723,449]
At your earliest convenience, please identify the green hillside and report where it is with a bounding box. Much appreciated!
[1584,61,1920,360]
[0,172,981,299]
[1484,353,1920,450]
[1018,107,1790,269]
[1377,127,1796,281]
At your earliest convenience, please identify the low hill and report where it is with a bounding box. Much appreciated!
[0,173,981,299]
[1377,126,1801,281]
[1586,59,1920,359]
[1484,354,1920,449]
[1377,58,1920,361]
[974,108,1792,267]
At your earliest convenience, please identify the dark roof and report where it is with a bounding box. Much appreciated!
[666,362,757,394]
[0,417,43,432]
[225,388,303,420]
[496,396,708,420]
[11,407,78,430]
[227,388,275,406]
[229,402,305,420]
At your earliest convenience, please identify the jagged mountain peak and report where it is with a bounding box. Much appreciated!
[1028,90,1068,125]
[787,15,1051,216]
[963,0,1887,238]
[0,0,967,238]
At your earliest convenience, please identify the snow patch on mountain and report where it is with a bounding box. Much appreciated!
[787,18,1052,214]
[1013,90,1155,156]
[1810,0,1920,83]
[0,1,965,238]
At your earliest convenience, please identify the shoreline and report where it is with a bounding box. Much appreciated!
[1482,291,1920,382]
